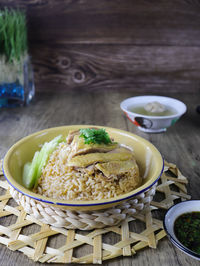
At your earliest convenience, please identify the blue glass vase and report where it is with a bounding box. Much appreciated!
[0,55,35,108]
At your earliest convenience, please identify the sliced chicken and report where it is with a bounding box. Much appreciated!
[65,129,140,183]
[108,146,132,154]
[68,135,118,158]
[95,159,139,178]
[67,151,133,167]
[66,130,80,144]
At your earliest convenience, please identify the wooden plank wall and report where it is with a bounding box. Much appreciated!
[0,0,200,93]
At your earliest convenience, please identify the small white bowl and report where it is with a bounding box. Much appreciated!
[120,95,187,133]
[164,200,200,261]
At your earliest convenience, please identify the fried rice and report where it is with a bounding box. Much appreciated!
[35,142,141,201]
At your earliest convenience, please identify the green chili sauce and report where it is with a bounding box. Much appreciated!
[174,212,200,255]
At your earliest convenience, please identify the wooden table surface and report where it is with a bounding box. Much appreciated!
[0,89,199,266]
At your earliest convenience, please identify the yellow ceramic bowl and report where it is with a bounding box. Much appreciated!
[3,125,164,211]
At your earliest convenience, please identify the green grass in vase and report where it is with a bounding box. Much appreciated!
[0,8,28,62]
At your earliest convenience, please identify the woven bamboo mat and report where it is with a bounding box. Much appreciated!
[0,160,190,264]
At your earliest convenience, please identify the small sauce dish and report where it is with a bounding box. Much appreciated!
[164,200,200,261]
[120,95,187,133]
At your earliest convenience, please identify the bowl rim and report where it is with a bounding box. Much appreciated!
[3,125,164,207]
[163,200,200,260]
[120,95,187,119]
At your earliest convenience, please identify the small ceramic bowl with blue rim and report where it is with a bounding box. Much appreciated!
[164,200,200,261]
[120,95,187,133]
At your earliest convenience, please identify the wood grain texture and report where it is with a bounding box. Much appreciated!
[0,90,199,266]
[31,44,200,92]
[1,0,200,45]
[0,0,200,92]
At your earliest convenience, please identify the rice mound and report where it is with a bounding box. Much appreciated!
[36,142,141,201]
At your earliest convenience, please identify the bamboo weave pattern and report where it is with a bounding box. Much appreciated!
[0,160,190,264]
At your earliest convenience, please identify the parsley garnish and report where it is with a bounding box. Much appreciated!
[79,128,112,145]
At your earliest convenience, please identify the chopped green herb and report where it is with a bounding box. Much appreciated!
[174,212,200,255]
[79,128,113,145]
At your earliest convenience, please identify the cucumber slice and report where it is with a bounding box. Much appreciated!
[22,135,63,189]
[23,151,40,189]
[34,135,63,188]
